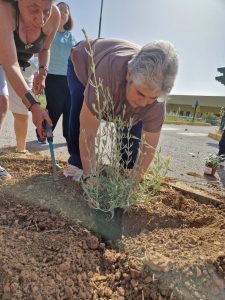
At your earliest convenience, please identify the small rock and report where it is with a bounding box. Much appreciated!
[86,236,99,250]
[196,267,202,278]
[144,276,152,283]
[58,261,71,272]
[213,241,222,246]
[104,287,113,297]
[117,286,125,296]
[122,273,130,281]
[131,279,138,288]
[92,275,107,282]
[66,278,74,287]
[115,271,121,280]
[194,291,201,299]
[26,185,34,190]
[143,250,172,272]
[64,286,73,298]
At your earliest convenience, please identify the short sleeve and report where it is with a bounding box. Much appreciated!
[68,32,77,47]
[142,102,165,132]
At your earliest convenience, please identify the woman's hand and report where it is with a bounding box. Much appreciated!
[82,175,97,209]
[30,104,52,137]
[33,72,46,95]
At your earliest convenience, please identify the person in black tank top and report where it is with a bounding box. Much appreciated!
[0,0,60,179]
[13,1,46,69]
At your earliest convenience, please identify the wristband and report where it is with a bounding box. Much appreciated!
[39,65,48,76]
[22,92,40,110]
[82,174,96,182]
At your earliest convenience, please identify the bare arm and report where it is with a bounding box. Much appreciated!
[79,102,100,176]
[33,5,60,94]
[132,130,161,184]
[0,2,31,99]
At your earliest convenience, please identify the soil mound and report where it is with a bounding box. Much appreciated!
[0,153,225,299]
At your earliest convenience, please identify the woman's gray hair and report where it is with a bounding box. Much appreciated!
[128,40,178,96]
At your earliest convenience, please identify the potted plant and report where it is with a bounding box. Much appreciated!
[204,154,219,176]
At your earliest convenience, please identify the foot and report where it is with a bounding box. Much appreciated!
[16,149,30,154]
[0,166,11,180]
[37,137,47,144]
[63,164,83,182]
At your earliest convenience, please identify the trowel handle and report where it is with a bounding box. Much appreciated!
[42,120,53,142]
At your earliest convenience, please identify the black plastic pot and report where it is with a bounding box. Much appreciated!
[92,207,123,241]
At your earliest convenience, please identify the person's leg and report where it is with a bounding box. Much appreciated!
[7,81,29,152]
[119,121,143,169]
[7,65,33,152]
[45,74,65,132]
[0,95,8,130]
[0,66,9,130]
[0,66,11,179]
[62,77,71,142]
[67,57,85,169]
[12,112,28,152]
[218,130,225,156]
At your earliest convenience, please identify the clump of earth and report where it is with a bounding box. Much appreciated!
[0,153,225,300]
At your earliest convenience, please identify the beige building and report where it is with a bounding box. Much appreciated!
[167,95,225,117]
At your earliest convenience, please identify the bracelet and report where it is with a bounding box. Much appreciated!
[22,92,40,110]
[39,65,48,76]
[82,174,96,182]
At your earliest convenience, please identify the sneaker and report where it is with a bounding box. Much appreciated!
[0,166,11,180]
[219,154,225,163]
[37,137,47,144]
[63,164,83,182]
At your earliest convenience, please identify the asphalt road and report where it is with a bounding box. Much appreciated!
[1,112,224,195]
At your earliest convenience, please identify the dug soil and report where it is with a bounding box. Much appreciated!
[0,153,225,300]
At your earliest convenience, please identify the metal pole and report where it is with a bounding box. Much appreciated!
[192,100,199,122]
[98,0,104,38]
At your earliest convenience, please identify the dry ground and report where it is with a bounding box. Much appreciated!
[0,153,225,300]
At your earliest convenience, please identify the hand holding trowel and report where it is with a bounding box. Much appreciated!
[42,120,57,173]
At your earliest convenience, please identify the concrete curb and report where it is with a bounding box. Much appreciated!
[164,121,211,126]
[208,131,222,141]
[166,180,224,207]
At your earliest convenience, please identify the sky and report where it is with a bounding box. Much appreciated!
[60,0,225,97]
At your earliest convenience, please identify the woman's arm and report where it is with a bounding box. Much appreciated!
[0,2,52,134]
[33,5,60,94]
[0,2,31,99]
[132,130,161,184]
[79,101,100,176]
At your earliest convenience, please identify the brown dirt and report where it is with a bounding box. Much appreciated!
[0,153,225,300]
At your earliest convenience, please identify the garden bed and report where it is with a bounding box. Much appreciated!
[0,153,225,300]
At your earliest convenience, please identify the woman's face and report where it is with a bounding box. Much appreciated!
[126,72,160,108]
[58,3,69,28]
[18,0,53,29]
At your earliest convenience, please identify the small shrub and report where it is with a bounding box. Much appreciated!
[81,30,170,216]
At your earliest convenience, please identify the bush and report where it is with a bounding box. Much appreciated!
[81,30,169,216]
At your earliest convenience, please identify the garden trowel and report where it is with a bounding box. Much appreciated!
[42,121,57,173]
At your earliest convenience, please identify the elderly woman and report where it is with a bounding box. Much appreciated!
[65,38,179,183]
[0,0,60,178]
